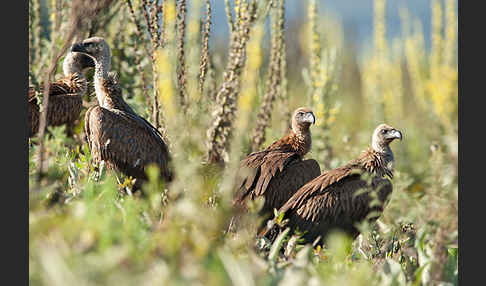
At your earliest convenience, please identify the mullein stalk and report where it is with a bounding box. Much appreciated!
[224,0,234,33]
[306,0,341,168]
[205,54,217,102]
[176,0,188,111]
[238,19,264,135]
[372,0,386,123]
[443,0,457,68]
[278,0,290,133]
[198,0,211,94]
[251,0,283,152]
[157,0,177,123]
[33,0,44,81]
[142,0,163,129]
[206,0,258,164]
[186,0,202,104]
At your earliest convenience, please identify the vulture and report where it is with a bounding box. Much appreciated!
[261,124,402,245]
[29,51,94,137]
[232,107,321,226]
[70,37,172,186]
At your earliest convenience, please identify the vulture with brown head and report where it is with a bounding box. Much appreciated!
[232,107,321,226]
[70,37,172,186]
[29,51,94,137]
[261,124,402,245]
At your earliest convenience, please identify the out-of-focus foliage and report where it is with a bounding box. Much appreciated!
[29,0,457,285]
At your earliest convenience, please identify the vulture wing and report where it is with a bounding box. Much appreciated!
[85,106,172,182]
[258,158,321,215]
[279,162,362,215]
[234,150,320,214]
[277,165,392,241]
[28,77,84,137]
[28,87,37,103]
[234,151,298,203]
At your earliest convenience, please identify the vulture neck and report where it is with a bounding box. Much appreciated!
[62,57,87,94]
[63,64,84,78]
[62,53,85,77]
[93,55,111,108]
[364,144,395,178]
[289,128,312,156]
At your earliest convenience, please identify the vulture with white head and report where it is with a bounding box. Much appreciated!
[261,124,403,245]
[29,51,94,137]
[70,37,172,185]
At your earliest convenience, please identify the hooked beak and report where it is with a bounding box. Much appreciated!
[70,42,86,54]
[303,112,316,125]
[388,129,403,141]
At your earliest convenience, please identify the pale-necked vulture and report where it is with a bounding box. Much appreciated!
[29,51,94,137]
[232,107,321,221]
[70,37,172,185]
[262,124,402,245]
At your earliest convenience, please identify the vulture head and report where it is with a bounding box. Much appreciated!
[70,37,111,70]
[371,123,403,153]
[62,51,95,76]
[291,107,315,134]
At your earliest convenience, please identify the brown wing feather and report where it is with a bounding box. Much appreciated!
[279,169,393,243]
[85,106,172,182]
[258,158,321,216]
[233,151,297,206]
[279,160,362,214]
[28,75,85,137]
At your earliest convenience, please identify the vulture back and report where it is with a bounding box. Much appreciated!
[28,73,86,137]
[234,150,320,216]
[280,171,392,244]
[84,105,172,183]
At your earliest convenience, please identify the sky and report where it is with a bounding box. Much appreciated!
[208,0,441,56]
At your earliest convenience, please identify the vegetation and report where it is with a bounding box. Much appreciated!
[29,0,457,285]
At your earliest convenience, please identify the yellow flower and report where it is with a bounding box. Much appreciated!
[156,49,176,119]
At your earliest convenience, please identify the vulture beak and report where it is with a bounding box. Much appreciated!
[389,129,402,141]
[71,42,97,64]
[303,112,316,125]
[70,42,86,54]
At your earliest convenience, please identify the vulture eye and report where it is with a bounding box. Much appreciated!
[298,112,304,116]
[381,129,387,134]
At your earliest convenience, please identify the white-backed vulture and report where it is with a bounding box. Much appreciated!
[29,52,94,137]
[261,124,402,245]
[233,107,321,221]
[70,37,172,185]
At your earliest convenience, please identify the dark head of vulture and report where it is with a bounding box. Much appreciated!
[291,107,316,132]
[260,123,403,246]
[71,37,127,111]
[371,123,402,152]
[265,107,316,156]
[71,37,112,90]
[229,107,320,232]
[70,37,111,68]
[62,51,95,76]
